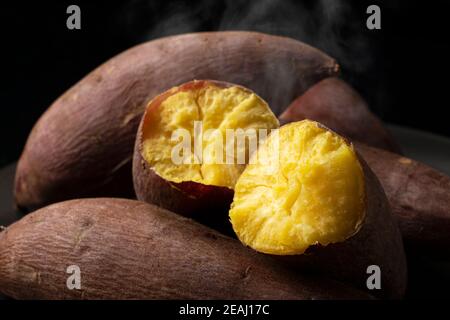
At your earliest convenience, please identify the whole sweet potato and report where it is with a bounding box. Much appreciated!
[356,143,450,253]
[15,31,338,212]
[279,78,401,153]
[0,198,372,300]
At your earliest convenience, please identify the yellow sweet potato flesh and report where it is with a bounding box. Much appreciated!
[230,120,365,255]
[141,83,279,189]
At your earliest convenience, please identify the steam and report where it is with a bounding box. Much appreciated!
[140,1,205,38]
[219,0,375,77]
[130,0,389,112]
[137,0,377,76]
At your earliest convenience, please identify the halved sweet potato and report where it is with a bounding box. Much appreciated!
[279,78,401,153]
[133,80,279,226]
[229,120,407,299]
[279,82,450,254]
[15,31,338,212]
[0,198,372,300]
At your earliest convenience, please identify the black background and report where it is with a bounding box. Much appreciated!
[0,300,438,317]
[1,0,449,167]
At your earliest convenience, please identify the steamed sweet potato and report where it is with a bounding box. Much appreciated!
[355,143,450,252]
[279,78,401,153]
[14,31,338,212]
[0,198,372,300]
[133,80,279,222]
[229,120,407,299]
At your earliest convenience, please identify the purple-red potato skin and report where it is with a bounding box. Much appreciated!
[356,143,450,252]
[279,78,401,153]
[0,198,373,300]
[14,31,338,212]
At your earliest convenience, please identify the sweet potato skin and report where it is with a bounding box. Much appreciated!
[355,143,450,253]
[0,198,372,300]
[279,78,401,153]
[15,31,338,212]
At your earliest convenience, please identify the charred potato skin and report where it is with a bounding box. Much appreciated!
[279,78,401,153]
[0,198,372,300]
[15,31,339,212]
[356,142,450,253]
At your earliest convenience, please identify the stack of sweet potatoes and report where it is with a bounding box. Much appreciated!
[1,31,449,300]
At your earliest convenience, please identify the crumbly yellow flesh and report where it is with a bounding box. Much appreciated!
[142,84,279,189]
[229,121,365,255]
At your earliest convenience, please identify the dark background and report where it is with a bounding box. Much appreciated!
[1,0,449,167]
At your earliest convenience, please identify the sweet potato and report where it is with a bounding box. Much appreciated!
[279,78,401,153]
[355,143,450,253]
[133,80,279,222]
[280,103,450,255]
[0,198,373,300]
[14,31,338,212]
[229,120,407,299]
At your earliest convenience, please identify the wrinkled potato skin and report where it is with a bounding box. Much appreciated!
[15,31,338,212]
[0,198,373,300]
[280,78,401,153]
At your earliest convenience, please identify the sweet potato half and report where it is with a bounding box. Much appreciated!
[133,80,279,222]
[14,31,338,212]
[0,198,373,300]
[279,80,450,253]
[229,120,407,299]
[279,78,401,153]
